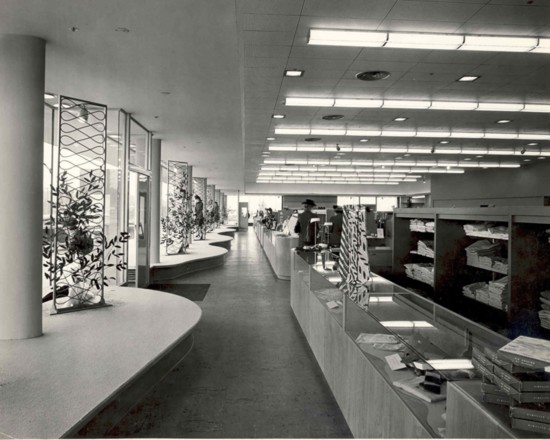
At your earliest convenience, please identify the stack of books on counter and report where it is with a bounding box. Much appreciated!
[409,219,435,233]
[404,263,434,287]
[472,337,550,435]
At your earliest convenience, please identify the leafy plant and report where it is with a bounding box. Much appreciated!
[42,171,129,307]
[160,180,194,254]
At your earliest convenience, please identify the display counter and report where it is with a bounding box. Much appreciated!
[290,250,544,438]
[255,223,298,280]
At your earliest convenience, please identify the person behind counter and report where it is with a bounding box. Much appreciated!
[294,199,319,248]
[328,205,343,247]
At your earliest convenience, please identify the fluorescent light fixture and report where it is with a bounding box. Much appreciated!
[296,146,326,152]
[478,103,524,111]
[417,130,451,138]
[385,100,430,109]
[518,133,550,140]
[269,146,296,151]
[427,359,474,370]
[436,148,462,154]
[311,129,346,135]
[308,29,550,54]
[499,163,521,167]
[450,131,484,139]
[485,132,517,139]
[266,137,275,141]
[386,32,463,50]
[524,104,550,112]
[408,147,432,154]
[382,130,416,137]
[458,75,480,82]
[380,147,408,153]
[334,98,383,108]
[308,29,388,47]
[285,69,304,77]
[486,149,514,155]
[347,130,382,136]
[272,114,286,119]
[461,35,538,52]
[285,97,334,106]
[380,320,433,328]
[275,128,310,135]
[430,101,477,110]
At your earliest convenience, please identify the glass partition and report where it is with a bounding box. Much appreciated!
[129,117,149,170]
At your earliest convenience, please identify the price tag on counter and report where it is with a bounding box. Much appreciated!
[385,353,407,371]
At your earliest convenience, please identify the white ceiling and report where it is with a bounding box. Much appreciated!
[3,0,550,193]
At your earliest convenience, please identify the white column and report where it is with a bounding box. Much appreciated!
[150,139,161,264]
[0,35,46,340]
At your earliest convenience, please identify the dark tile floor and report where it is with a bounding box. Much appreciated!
[107,228,352,438]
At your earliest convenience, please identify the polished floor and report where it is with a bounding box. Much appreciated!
[107,227,352,438]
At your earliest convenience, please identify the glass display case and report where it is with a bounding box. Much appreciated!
[292,249,516,438]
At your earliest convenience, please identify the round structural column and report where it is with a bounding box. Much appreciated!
[150,138,161,264]
[0,35,46,339]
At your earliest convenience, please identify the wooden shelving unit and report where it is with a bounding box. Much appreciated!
[392,207,550,339]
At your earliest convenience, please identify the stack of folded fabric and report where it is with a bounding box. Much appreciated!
[425,221,435,233]
[410,219,428,232]
[417,240,434,258]
[463,277,509,311]
[465,240,502,268]
[463,223,509,240]
[405,263,434,286]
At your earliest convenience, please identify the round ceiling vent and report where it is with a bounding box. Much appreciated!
[305,137,322,142]
[322,114,344,120]
[356,70,391,81]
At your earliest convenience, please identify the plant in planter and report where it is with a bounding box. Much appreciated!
[42,171,129,312]
[160,181,194,255]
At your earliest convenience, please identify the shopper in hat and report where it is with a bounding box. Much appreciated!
[294,199,319,247]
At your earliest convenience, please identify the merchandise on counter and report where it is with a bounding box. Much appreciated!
[356,333,400,344]
[511,417,550,435]
[510,402,550,424]
[498,336,550,370]
[392,376,446,403]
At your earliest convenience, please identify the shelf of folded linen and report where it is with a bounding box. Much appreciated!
[410,239,434,258]
[462,276,509,311]
[404,262,434,287]
[466,240,508,274]
[409,218,435,233]
[539,291,550,330]
[463,223,509,240]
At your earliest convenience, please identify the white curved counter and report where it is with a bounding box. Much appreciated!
[0,286,201,439]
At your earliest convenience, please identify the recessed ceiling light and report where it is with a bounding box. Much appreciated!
[266,137,275,141]
[439,140,450,144]
[356,71,391,81]
[524,159,531,162]
[464,158,472,161]
[539,157,546,160]
[359,138,369,143]
[404,153,411,157]
[394,117,408,122]
[272,114,286,119]
[457,75,480,82]
[527,142,539,146]
[115,27,130,33]
[496,119,512,124]
[322,114,344,120]
[285,69,304,77]
[396,157,403,160]
[476,155,484,158]
[44,92,56,99]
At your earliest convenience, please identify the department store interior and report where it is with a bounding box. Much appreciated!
[3,1,550,438]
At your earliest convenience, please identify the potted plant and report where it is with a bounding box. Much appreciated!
[42,171,129,312]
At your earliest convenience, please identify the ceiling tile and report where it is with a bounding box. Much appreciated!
[302,0,396,20]
[387,1,485,21]
[242,13,300,32]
